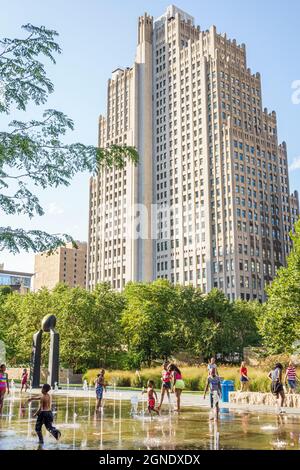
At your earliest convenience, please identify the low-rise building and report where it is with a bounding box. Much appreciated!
[0,266,33,293]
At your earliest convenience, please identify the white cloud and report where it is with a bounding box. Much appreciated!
[47,202,64,215]
[289,156,300,172]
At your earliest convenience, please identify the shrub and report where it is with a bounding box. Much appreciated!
[83,364,281,393]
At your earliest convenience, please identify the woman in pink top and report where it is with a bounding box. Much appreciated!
[168,363,185,412]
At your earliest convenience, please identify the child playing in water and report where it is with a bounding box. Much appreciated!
[27,383,61,445]
[95,369,106,412]
[142,380,160,416]
[158,361,171,410]
[203,368,222,420]
[0,364,9,414]
[21,368,29,392]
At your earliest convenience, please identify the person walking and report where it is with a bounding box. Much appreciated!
[203,368,222,420]
[21,368,29,393]
[27,383,61,445]
[268,363,285,413]
[142,380,160,416]
[284,361,298,394]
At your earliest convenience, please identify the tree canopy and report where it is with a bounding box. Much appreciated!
[257,220,300,354]
[0,24,138,254]
[0,281,261,370]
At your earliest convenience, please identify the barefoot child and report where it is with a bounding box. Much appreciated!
[158,361,171,409]
[95,369,106,412]
[203,368,222,420]
[27,384,61,445]
[142,380,159,416]
[0,364,10,414]
[21,368,29,392]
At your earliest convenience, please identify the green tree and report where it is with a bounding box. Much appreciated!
[89,283,124,368]
[201,289,230,358]
[215,299,261,357]
[0,283,124,371]
[258,219,300,353]
[52,283,124,371]
[171,284,205,357]
[0,288,52,364]
[0,24,138,254]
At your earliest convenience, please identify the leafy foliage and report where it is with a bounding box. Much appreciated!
[121,282,261,368]
[0,281,261,370]
[122,280,176,367]
[257,219,300,353]
[0,24,138,254]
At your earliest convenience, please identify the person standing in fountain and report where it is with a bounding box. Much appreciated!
[157,361,171,410]
[27,383,61,445]
[203,368,222,420]
[268,363,285,413]
[21,368,29,393]
[0,364,10,414]
[142,380,160,416]
[169,364,185,412]
[95,369,106,412]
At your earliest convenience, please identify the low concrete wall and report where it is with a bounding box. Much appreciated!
[229,391,300,408]
[6,367,82,385]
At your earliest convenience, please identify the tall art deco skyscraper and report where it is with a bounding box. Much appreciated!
[88,5,299,301]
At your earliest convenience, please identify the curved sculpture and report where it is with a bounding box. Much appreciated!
[30,315,60,388]
[42,314,57,332]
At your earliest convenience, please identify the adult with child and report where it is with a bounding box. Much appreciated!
[27,383,61,445]
[168,363,185,412]
[0,364,9,415]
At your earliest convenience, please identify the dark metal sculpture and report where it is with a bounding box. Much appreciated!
[30,314,59,388]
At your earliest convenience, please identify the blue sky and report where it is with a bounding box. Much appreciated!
[1,0,300,272]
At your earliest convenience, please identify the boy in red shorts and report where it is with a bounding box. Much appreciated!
[142,380,159,416]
